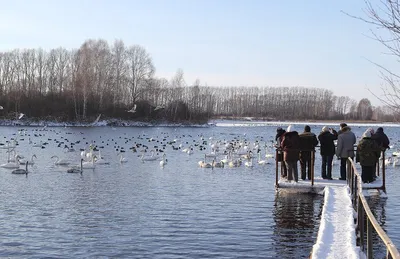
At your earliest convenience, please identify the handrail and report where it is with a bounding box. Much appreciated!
[275,147,387,192]
[347,157,400,259]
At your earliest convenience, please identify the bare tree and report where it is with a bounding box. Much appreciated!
[126,45,155,104]
[346,1,400,113]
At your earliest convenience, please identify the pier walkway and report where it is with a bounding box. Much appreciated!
[275,150,400,258]
[311,185,360,258]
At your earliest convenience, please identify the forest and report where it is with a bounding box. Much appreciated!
[0,39,395,124]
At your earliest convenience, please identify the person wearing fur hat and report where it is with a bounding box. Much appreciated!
[281,125,300,182]
[336,125,356,180]
[356,130,381,183]
[299,125,318,180]
[318,126,338,180]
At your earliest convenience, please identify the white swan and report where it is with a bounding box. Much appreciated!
[51,155,70,165]
[141,150,160,161]
[12,161,28,175]
[258,152,270,165]
[198,154,213,168]
[19,154,37,165]
[160,153,167,167]
[245,158,253,168]
[82,157,95,169]
[120,153,128,163]
[0,155,20,169]
[94,150,109,164]
[67,159,83,173]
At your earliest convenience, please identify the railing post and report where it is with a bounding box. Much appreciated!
[358,196,365,252]
[382,151,386,193]
[311,150,314,186]
[367,218,373,259]
[275,149,279,188]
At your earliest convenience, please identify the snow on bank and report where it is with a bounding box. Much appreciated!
[0,119,212,127]
[311,186,362,259]
[212,120,400,128]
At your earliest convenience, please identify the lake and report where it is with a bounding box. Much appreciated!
[0,122,397,258]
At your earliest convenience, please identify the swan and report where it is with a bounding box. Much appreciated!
[258,152,270,165]
[245,158,253,168]
[19,154,37,165]
[160,153,167,167]
[0,155,20,169]
[198,154,213,168]
[141,150,160,161]
[94,150,110,164]
[51,155,70,165]
[82,157,96,169]
[12,161,28,175]
[67,159,83,173]
[119,153,128,163]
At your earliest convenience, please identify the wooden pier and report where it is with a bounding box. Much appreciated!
[274,149,400,258]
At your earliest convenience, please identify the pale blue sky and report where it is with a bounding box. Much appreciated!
[0,0,395,105]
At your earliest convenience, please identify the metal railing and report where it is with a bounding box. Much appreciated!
[275,148,387,192]
[348,157,399,259]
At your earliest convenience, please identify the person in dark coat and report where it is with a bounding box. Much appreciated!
[318,126,338,180]
[336,125,356,180]
[275,127,287,178]
[356,130,381,183]
[371,127,390,151]
[281,125,300,182]
[299,125,319,180]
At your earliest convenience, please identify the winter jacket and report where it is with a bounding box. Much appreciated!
[299,132,318,160]
[281,131,300,161]
[356,137,381,166]
[318,129,338,156]
[336,126,356,158]
[371,129,390,150]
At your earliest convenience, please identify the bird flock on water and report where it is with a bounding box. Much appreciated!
[0,127,277,176]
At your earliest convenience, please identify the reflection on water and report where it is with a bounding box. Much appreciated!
[272,192,323,259]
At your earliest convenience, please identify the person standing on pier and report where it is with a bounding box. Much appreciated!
[336,124,356,180]
[299,125,318,180]
[318,126,338,180]
[356,130,381,183]
[275,127,288,178]
[281,125,300,182]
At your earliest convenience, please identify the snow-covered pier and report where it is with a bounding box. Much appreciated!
[275,156,400,258]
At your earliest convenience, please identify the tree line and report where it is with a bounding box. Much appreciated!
[0,39,395,123]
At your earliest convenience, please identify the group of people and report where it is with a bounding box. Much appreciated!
[275,123,390,183]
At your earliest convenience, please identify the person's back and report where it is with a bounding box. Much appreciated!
[281,125,300,182]
[336,126,356,180]
[318,126,338,179]
[336,126,356,158]
[299,125,318,180]
[318,128,338,156]
[372,127,390,150]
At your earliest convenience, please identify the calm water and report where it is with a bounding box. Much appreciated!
[0,123,397,258]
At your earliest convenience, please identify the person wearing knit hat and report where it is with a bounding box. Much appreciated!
[299,125,318,180]
[356,129,381,183]
[318,126,338,180]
